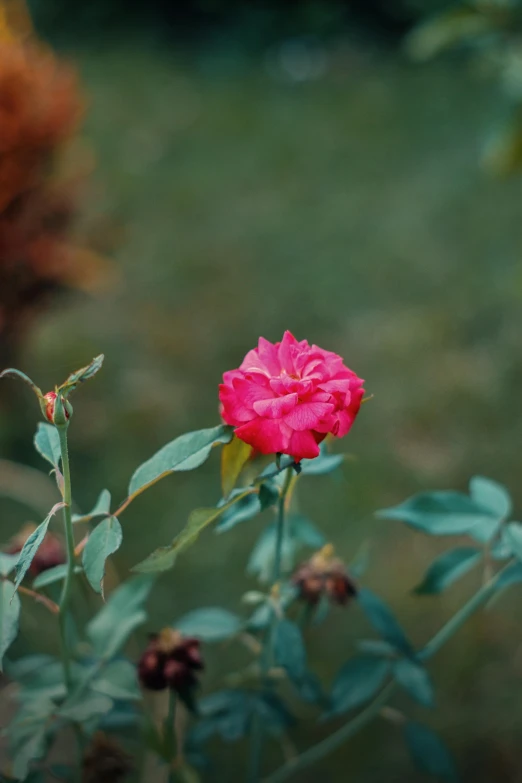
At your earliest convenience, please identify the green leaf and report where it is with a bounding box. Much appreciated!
[82,516,123,596]
[290,515,326,549]
[469,476,511,520]
[10,660,83,703]
[5,654,55,681]
[403,721,458,781]
[414,547,481,595]
[377,491,498,540]
[247,603,272,631]
[12,725,47,781]
[13,502,66,591]
[0,553,19,577]
[215,493,261,533]
[246,584,297,631]
[175,607,243,642]
[300,451,344,475]
[194,689,294,744]
[101,613,148,661]
[292,671,326,706]
[247,522,296,583]
[193,690,252,744]
[0,368,43,399]
[98,702,139,732]
[504,523,522,563]
[131,545,177,574]
[32,564,82,589]
[0,581,20,670]
[58,354,104,396]
[221,435,252,498]
[128,424,233,497]
[253,691,295,736]
[394,658,434,707]
[273,619,307,679]
[357,639,397,657]
[357,588,414,656]
[33,423,61,469]
[59,692,113,721]
[91,660,140,701]
[72,489,111,524]
[491,526,513,561]
[133,491,252,574]
[86,575,154,658]
[328,656,390,717]
[259,482,279,511]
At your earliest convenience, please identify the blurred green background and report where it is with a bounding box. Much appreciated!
[2,1,522,780]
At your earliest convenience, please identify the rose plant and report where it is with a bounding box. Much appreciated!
[0,333,520,782]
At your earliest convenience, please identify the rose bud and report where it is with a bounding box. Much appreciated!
[219,331,364,461]
[5,523,65,576]
[82,732,132,783]
[293,545,357,607]
[42,391,58,423]
[41,390,72,426]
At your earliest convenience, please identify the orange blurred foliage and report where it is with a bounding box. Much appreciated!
[0,1,111,352]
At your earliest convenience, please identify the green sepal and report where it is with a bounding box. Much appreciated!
[57,354,105,396]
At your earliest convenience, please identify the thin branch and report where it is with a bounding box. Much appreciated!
[17,584,59,614]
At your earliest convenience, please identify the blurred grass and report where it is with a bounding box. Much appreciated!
[3,35,522,781]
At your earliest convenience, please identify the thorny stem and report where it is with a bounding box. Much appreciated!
[57,425,76,692]
[262,560,513,783]
[248,466,294,783]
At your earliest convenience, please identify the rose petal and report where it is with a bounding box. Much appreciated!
[333,387,364,436]
[240,348,272,376]
[277,330,300,375]
[232,377,274,408]
[253,393,298,419]
[218,384,255,424]
[235,418,292,455]
[288,430,320,460]
[256,337,282,375]
[284,402,334,431]
[318,379,352,395]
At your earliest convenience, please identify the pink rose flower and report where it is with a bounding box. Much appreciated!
[219,331,364,461]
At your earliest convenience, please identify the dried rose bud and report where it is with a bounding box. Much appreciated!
[5,523,65,576]
[137,647,168,691]
[137,628,204,700]
[82,732,132,783]
[293,545,357,606]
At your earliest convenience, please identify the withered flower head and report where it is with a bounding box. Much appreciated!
[138,627,204,700]
[293,544,357,606]
[82,732,132,783]
[5,522,65,576]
